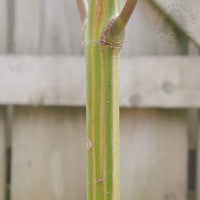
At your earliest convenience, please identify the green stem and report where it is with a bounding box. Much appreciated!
[77,0,138,199]
[85,1,121,200]
[86,43,120,200]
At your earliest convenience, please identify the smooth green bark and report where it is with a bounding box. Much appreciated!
[86,43,120,200]
[77,0,138,199]
[84,0,120,200]
[85,1,122,200]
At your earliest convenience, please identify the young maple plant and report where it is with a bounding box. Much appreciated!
[76,0,137,199]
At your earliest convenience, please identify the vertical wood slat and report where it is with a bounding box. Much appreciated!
[12,107,86,200]
[0,108,6,200]
[14,0,43,53]
[120,109,188,200]
[13,0,188,56]
[41,0,82,55]
[187,109,198,200]
[187,42,199,200]
[13,0,82,55]
[0,0,7,53]
[198,110,200,200]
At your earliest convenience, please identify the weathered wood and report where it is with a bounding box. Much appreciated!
[12,0,188,55]
[14,0,43,53]
[0,107,6,200]
[0,56,200,107]
[0,0,7,53]
[8,0,191,55]
[187,42,199,200]
[187,109,198,200]
[11,107,188,200]
[12,107,87,200]
[196,109,200,200]
[120,108,187,200]
[41,0,81,55]
[198,110,200,200]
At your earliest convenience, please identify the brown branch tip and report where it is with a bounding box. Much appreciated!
[76,0,88,24]
[119,0,138,26]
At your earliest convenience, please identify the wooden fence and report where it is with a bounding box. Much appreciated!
[0,0,200,200]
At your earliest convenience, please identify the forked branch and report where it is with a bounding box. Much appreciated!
[76,0,88,23]
[101,0,138,47]
[119,0,138,28]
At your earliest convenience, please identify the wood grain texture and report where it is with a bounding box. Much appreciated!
[197,110,200,200]
[0,107,6,200]
[14,0,43,53]
[187,109,198,200]
[0,0,8,53]
[120,108,188,200]
[12,0,189,55]
[11,107,188,200]
[0,56,200,107]
[41,0,82,55]
[12,107,86,200]
[187,42,199,200]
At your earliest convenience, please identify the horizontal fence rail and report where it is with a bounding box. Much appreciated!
[0,56,200,108]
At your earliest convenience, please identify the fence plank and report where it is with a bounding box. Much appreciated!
[187,42,199,200]
[0,0,7,53]
[12,107,86,200]
[14,0,43,53]
[198,110,200,200]
[41,0,81,55]
[13,0,188,55]
[12,107,188,200]
[0,56,200,108]
[0,107,6,200]
[187,109,198,200]
[120,108,187,200]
